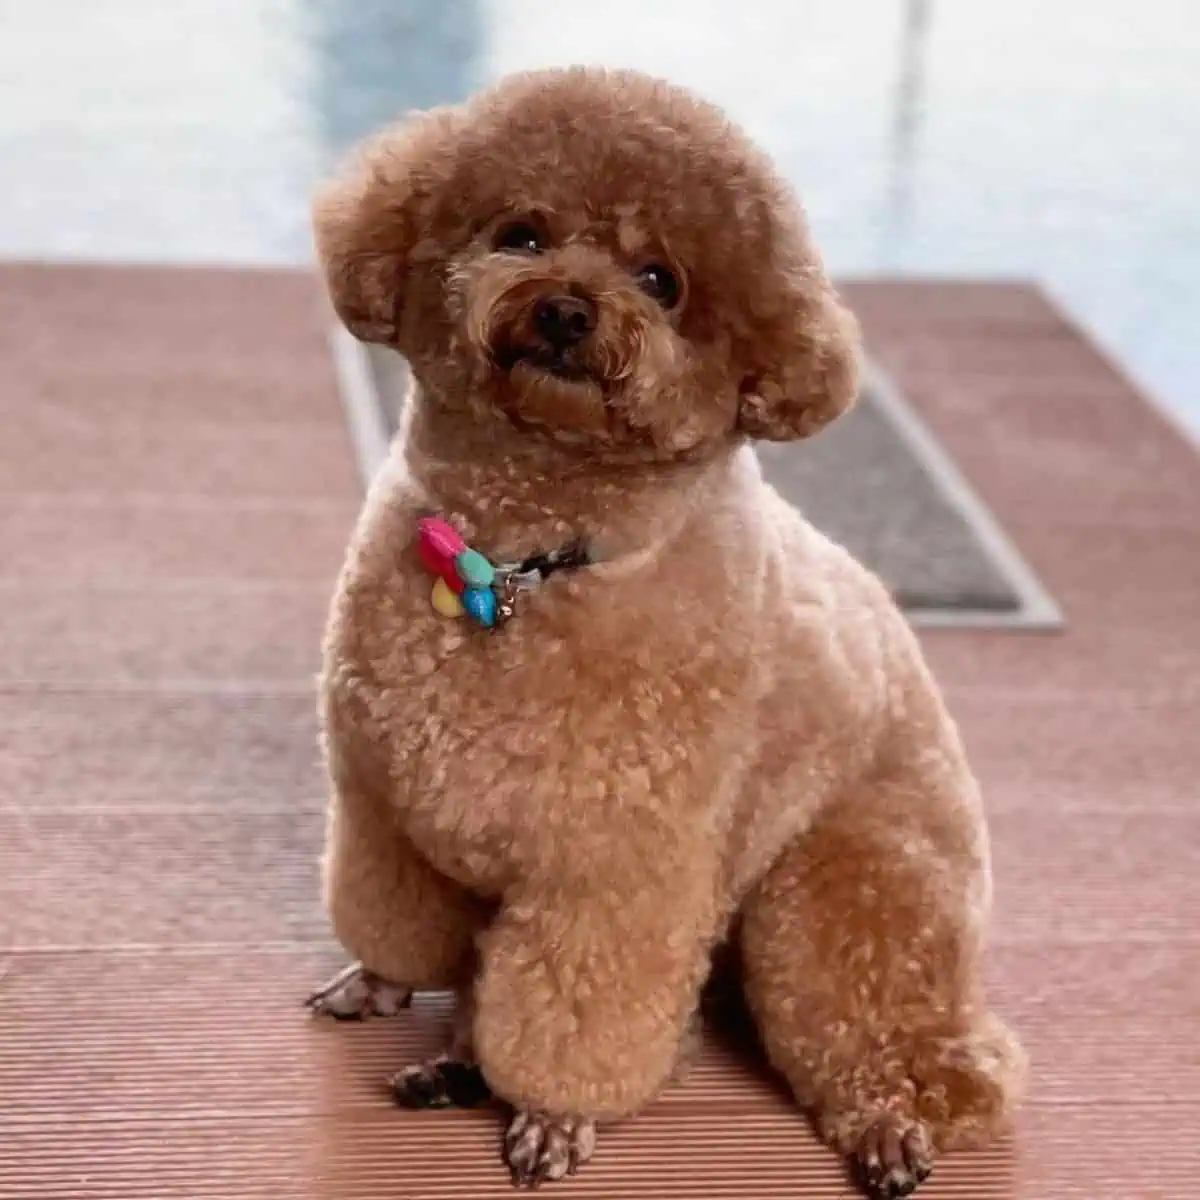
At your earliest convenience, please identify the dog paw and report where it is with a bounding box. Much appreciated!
[853,1116,933,1199]
[391,1057,492,1110]
[304,962,412,1020]
[505,1111,597,1187]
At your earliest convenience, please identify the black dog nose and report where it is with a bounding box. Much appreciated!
[532,295,597,349]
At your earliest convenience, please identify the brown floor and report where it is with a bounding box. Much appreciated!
[2,264,1198,1199]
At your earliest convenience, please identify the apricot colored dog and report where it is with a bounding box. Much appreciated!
[307,67,1024,1198]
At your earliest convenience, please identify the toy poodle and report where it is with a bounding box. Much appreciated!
[306,66,1025,1198]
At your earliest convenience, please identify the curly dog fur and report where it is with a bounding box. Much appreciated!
[311,66,1025,1195]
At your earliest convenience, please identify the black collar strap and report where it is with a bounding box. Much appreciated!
[494,538,593,622]
[505,538,592,584]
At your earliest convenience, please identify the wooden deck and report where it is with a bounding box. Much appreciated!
[2,265,1197,1199]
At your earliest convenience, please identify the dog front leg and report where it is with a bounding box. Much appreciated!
[474,870,716,1186]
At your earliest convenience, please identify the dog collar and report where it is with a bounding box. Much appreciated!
[416,516,591,629]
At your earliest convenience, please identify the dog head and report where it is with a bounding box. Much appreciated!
[315,67,859,459]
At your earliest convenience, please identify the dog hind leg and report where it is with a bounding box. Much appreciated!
[740,772,1025,1198]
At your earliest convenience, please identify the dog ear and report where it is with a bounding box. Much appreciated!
[736,268,861,442]
[312,110,458,346]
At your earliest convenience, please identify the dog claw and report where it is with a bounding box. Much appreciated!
[854,1117,933,1199]
[305,962,412,1020]
[505,1111,596,1188]
[391,1058,492,1109]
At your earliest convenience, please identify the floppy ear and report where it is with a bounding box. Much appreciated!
[736,268,861,442]
[312,109,458,346]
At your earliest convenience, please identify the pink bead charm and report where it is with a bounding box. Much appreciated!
[417,517,467,580]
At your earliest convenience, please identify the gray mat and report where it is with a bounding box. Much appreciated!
[364,346,1030,616]
[758,388,1019,612]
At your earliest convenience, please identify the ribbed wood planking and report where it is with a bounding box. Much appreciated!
[2,266,1197,1198]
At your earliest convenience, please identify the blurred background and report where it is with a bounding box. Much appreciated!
[2,0,1197,429]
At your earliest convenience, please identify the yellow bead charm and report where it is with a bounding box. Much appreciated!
[431,576,465,618]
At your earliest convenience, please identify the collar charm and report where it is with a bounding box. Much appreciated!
[417,517,501,628]
[416,516,593,630]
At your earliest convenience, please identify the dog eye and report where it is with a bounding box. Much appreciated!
[493,221,545,255]
[637,263,680,310]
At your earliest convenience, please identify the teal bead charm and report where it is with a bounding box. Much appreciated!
[462,585,498,628]
[455,548,496,588]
